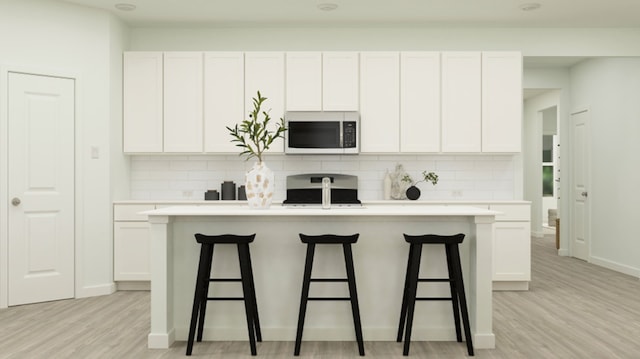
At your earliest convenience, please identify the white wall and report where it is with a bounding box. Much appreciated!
[570,58,640,276]
[0,0,128,301]
[129,27,640,55]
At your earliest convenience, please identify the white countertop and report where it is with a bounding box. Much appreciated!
[143,204,499,217]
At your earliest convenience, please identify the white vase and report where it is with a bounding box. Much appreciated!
[245,161,274,209]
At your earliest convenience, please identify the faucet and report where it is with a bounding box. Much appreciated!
[322,177,331,209]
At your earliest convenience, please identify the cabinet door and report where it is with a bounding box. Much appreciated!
[286,52,322,111]
[123,52,163,153]
[441,52,481,152]
[245,52,285,154]
[163,52,203,152]
[400,52,441,152]
[114,222,150,281]
[323,52,359,111]
[204,52,244,153]
[493,221,531,281]
[482,52,522,152]
[360,52,400,153]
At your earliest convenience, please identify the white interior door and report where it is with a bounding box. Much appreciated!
[571,110,589,261]
[8,72,75,306]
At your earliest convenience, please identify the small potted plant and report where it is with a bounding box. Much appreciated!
[402,171,439,200]
[227,91,286,208]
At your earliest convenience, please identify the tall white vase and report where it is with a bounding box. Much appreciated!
[245,161,274,209]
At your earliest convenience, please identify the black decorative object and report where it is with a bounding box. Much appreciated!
[406,186,421,200]
[204,190,219,200]
[238,185,247,200]
[221,181,236,200]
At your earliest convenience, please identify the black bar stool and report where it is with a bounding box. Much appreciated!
[186,233,261,356]
[397,233,474,356]
[294,233,365,356]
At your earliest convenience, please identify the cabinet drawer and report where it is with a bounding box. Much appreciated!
[489,204,530,221]
[114,204,156,221]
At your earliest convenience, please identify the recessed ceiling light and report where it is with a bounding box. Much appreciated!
[519,3,541,11]
[115,3,136,11]
[317,3,338,11]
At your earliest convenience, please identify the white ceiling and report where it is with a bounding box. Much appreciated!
[56,0,640,28]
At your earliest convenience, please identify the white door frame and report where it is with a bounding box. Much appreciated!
[0,65,84,309]
[569,108,591,261]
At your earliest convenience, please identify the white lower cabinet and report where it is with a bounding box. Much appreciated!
[490,203,531,290]
[113,204,154,287]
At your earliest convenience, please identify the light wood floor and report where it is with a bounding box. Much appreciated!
[1,234,639,358]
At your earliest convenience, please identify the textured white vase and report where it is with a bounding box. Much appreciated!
[245,161,274,209]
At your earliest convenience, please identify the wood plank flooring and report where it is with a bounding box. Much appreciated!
[1,234,639,358]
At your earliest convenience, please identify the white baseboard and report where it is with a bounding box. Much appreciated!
[76,282,116,299]
[531,230,544,238]
[493,281,529,291]
[148,329,175,349]
[590,256,640,278]
[116,281,150,291]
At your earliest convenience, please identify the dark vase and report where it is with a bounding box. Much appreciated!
[406,185,421,200]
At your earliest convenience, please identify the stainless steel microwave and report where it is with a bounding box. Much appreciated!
[284,111,359,155]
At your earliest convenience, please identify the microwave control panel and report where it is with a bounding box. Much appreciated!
[343,122,357,148]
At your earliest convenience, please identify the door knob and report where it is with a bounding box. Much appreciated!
[11,197,21,206]
[581,191,588,197]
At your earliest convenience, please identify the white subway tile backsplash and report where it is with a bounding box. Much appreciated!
[129,154,518,201]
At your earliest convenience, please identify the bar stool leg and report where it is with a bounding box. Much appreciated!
[197,243,214,342]
[451,244,474,356]
[238,243,258,356]
[397,243,415,342]
[403,243,423,356]
[187,243,211,356]
[245,244,262,342]
[294,243,316,356]
[445,244,463,342]
[343,243,365,356]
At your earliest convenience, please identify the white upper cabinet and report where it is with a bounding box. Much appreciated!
[441,52,482,153]
[123,52,163,153]
[482,52,523,152]
[163,52,203,152]
[322,52,359,111]
[360,52,400,153]
[122,50,522,155]
[244,52,285,154]
[400,52,441,153]
[286,52,359,111]
[204,52,245,153]
[286,52,322,111]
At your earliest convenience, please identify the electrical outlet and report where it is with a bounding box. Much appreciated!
[182,190,193,198]
[452,190,463,197]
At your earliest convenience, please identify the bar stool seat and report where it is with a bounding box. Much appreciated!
[397,233,474,356]
[294,233,365,356]
[186,233,261,356]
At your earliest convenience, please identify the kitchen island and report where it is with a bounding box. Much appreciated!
[144,204,497,350]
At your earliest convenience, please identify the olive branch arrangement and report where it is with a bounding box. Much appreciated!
[226,91,287,163]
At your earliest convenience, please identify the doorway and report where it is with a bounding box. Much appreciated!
[6,72,75,306]
[541,106,559,229]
